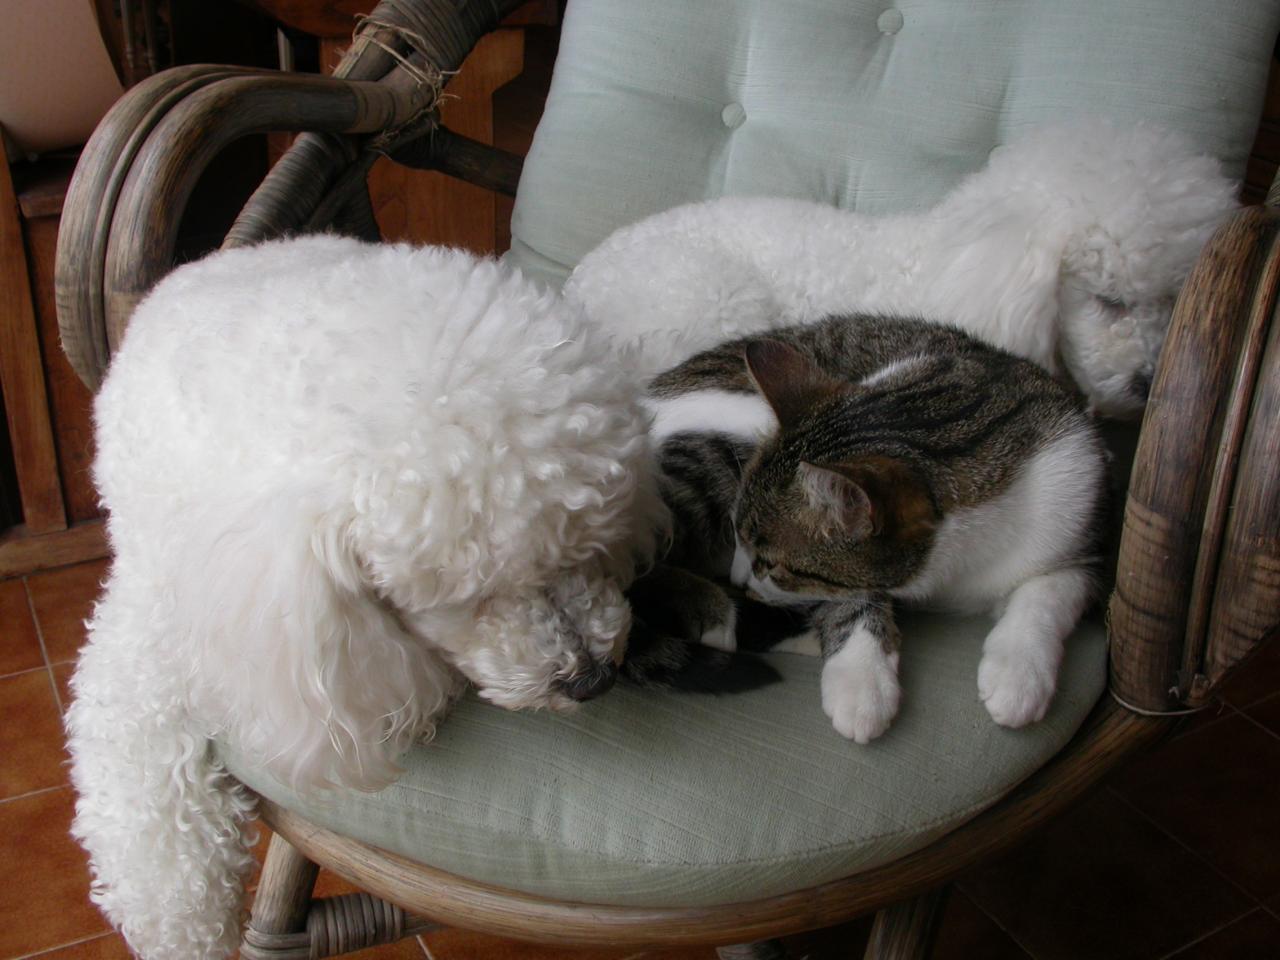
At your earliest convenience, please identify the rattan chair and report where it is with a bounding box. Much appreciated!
[55,1,1280,957]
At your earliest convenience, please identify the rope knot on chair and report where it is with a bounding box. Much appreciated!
[351,11,455,150]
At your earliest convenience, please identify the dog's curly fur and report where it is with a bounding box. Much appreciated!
[565,119,1239,418]
[66,237,665,959]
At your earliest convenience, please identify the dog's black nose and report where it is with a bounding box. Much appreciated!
[1131,372,1152,404]
[559,661,618,702]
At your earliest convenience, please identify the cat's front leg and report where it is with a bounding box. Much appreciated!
[815,595,901,743]
[627,563,738,651]
[978,566,1095,727]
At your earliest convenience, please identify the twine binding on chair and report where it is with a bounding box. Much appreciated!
[1108,688,1217,717]
[242,893,438,958]
[352,14,452,97]
[350,12,462,156]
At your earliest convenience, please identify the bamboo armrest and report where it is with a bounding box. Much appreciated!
[1110,204,1280,712]
[54,65,260,390]
[54,0,527,391]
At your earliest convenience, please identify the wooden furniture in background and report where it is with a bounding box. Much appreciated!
[0,137,106,577]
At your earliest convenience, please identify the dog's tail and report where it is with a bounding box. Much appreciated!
[66,565,257,960]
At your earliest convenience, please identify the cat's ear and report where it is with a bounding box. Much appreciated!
[744,340,845,429]
[800,457,937,542]
[798,461,876,541]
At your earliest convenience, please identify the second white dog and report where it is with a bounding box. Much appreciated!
[565,119,1239,418]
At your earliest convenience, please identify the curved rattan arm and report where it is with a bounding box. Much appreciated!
[1109,205,1280,712]
[53,65,263,390]
[55,0,527,391]
[225,0,526,248]
[98,70,435,352]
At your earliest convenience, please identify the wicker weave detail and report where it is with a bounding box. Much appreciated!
[241,894,437,959]
[309,892,404,955]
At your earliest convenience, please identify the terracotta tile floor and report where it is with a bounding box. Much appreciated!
[3,558,1278,959]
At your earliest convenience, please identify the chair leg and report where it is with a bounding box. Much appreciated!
[863,886,950,960]
[240,831,441,958]
[240,832,319,959]
[717,939,791,959]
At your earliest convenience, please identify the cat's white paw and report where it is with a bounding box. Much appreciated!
[821,647,901,743]
[730,542,752,589]
[978,650,1056,728]
[699,605,737,652]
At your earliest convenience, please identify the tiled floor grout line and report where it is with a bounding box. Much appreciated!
[953,882,1037,959]
[22,576,65,713]
[1232,693,1280,742]
[1107,785,1263,908]
[0,783,65,806]
[1153,905,1263,960]
[1169,699,1239,739]
[0,664,55,683]
[11,929,114,959]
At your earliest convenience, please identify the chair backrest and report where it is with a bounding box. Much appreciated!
[507,0,1280,287]
[506,1,1280,712]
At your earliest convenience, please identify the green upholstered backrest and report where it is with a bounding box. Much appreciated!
[506,0,1280,288]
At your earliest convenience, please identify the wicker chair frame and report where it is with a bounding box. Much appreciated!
[53,1,1280,957]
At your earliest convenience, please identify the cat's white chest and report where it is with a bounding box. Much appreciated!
[893,430,1103,612]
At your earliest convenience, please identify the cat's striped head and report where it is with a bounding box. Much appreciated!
[732,340,938,600]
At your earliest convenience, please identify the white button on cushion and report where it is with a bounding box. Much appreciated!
[722,102,747,129]
[878,8,904,34]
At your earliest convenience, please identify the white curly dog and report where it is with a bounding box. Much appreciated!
[66,237,664,960]
[566,119,1239,418]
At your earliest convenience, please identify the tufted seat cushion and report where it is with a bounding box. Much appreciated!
[223,612,1106,906]
[506,0,1280,288]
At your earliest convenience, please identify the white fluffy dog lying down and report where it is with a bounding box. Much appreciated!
[565,119,1239,418]
[66,237,664,960]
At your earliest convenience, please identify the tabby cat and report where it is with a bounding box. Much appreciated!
[628,313,1108,743]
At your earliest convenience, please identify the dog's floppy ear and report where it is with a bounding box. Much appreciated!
[175,487,454,792]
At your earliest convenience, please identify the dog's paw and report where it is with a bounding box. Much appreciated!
[978,650,1056,728]
[821,647,900,743]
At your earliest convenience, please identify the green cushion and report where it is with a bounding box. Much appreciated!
[222,611,1107,906]
[506,0,1280,289]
